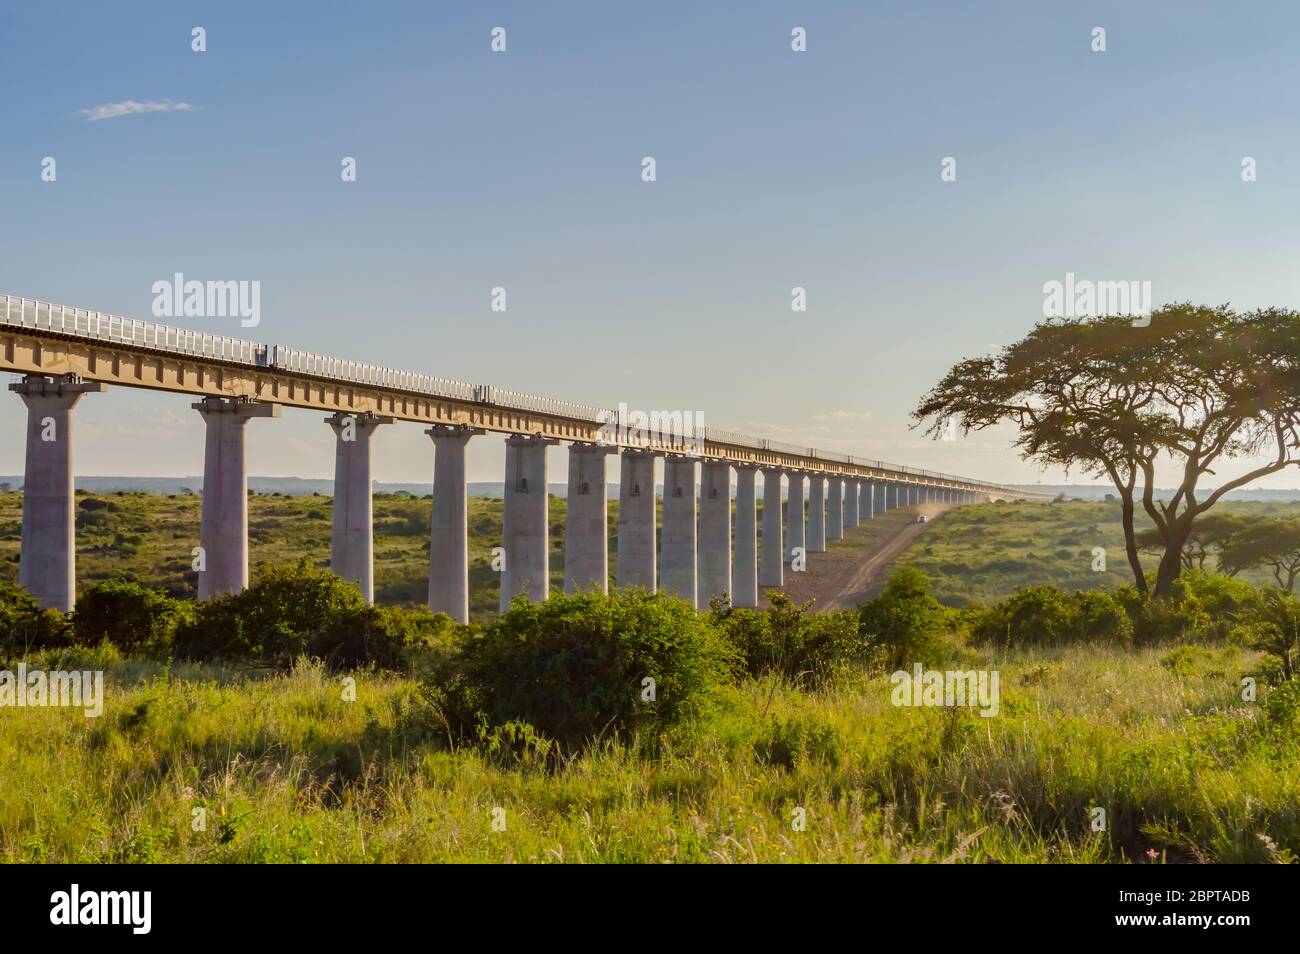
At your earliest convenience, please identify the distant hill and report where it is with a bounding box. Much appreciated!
[1010,484,1300,502]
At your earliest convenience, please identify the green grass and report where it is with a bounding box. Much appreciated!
[2,641,1294,863]
[894,498,1300,606]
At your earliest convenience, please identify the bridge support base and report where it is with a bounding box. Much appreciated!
[661,456,698,607]
[501,434,557,610]
[808,476,826,552]
[827,478,844,541]
[616,450,657,592]
[759,467,784,589]
[327,412,392,604]
[427,425,481,622]
[699,461,731,606]
[732,465,758,607]
[565,442,614,595]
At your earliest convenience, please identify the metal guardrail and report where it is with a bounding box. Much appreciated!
[1,294,1040,494]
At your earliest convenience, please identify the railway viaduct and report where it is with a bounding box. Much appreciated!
[1,295,1049,616]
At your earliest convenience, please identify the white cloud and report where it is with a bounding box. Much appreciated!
[77,100,194,122]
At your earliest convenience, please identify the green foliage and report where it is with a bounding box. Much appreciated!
[858,567,951,668]
[0,579,72,656]
[435,589,735,752]
[1245,589,1300,681]
[972,585,1133,649]
[72,580,189,655]
[709,592,865,685]
[174,559,443,669]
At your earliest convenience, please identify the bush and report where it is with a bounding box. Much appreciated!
[175,559,442,669]
[436,590,735,752]
[73,580,189,655]
[0,580,72,656]
[709,592,865,684]
[858,567,950,668]
[972,586,1133,649]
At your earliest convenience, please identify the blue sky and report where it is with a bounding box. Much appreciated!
[3,1,1300,487]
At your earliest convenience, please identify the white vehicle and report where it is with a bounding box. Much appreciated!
[915,515,928,524]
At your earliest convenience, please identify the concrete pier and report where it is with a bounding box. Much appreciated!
[808,475,826,552]
[194,396,280,599]
[427,424,482,622]
[786,472,805,560]
[501,434,557,609]
[616,449,657,592]
[732,464,758,607]
[827,477,844,541]
[565,442,615,595]
[326,412,392,603]
[11,375,104,610]
[699,460,731,606]
[887,482,898,510]
[875,482,887,515]
[759,467,783,589]
[661,455,698,606]
[861,480,874,520]
[844,478,860,527]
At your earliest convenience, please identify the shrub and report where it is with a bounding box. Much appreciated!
[0,580,72,656]
[972,586,1133,649]
[436,590,735,752]
[858,567,950,668]
[175,559,441,669]
[710,592,865,684]
[1244,589,1300,681]
[73,580,189,655]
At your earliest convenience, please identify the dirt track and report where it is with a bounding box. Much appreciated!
[773,503,952,612]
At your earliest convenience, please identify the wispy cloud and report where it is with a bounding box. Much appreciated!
[77,100,194,122]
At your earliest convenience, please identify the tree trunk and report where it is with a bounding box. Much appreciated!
[1154,521,1192,597]
[1119,495,1148,596]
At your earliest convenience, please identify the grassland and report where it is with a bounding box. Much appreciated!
[2,640,1292,863]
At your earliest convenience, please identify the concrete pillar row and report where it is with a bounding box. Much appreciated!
[564,442,615,595]
[786,471,806,560]
[699,460,732,606]
[759,467,784,589]
[193,396,280,599]
[844,478,860,527]
[326,411,393,604]
[501,434,558,610]
[427,424,483,623]
[807,475,826,552]
[11,375,105,611]
[732,464,759,607]
[661,455,698,607]
[861,480,874,520]
[616,449,658,592]
[827,477,844,541]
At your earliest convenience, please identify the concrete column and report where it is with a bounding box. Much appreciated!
[325,412,392,604]
[427,424,482,623]
[874,481,887,515]
[501,434,558,609]
[194,396,280,599]
[616,449,657,592]
[785,471,805,559]
[844,478,860,527]
[911,485,920,506]
[699,460,732,606]
[808,475,826,552]
[732,464,758,607]
[887,482,898,510]
[565,442,615,595]
[661,455,698,606]
[11,375,104,611]
[861,480,874,520]
[759,467,783,589]
[827,477,844,541]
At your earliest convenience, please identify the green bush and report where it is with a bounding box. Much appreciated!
[972,586,1133,649]
[436,590,736,752]
[858,567,950,668]
[709,592,865,684]
[0,580,72,656]
[174,559,443,669]
[72,580,189,655]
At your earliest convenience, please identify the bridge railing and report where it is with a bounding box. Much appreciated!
[1,294,1041,495]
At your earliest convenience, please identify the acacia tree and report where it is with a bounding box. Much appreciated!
[915,304,1300,597]
[1218,518,1300,591]
[1135,512,1255,572]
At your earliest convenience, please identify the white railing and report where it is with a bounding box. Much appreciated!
[0,294,1041,495]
